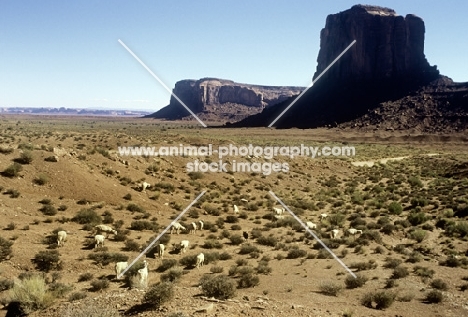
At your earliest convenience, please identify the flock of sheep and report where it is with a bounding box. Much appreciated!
[55,203,363,288]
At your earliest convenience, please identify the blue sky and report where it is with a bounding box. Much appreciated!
[1,1,467,111]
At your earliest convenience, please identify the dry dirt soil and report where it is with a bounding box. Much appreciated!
[0,115,467,317]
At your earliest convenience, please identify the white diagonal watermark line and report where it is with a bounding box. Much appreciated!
[268,40,356,127]
[118,190,206,279]
[118,39,207,128]
[269,191,356,278]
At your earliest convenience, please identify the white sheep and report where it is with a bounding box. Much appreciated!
[233,205,239,214]
[137,260,148,288]
[320,213,328,221]
[331,229,340,239]
[196,253,205,269]
[140,182,151,192]
[274,215,285,220]
[115,261,128,279]
[347,228,363,236]
[190,222,197,235]
[179,240,189,253]
[95,224,117,237]
[158,244,165,259]
[198,220,204,231]
[170,222,186,234]
[306,221,317,229]
[57,231,67,247]
[94,234,105,248]
[273,207,285,215]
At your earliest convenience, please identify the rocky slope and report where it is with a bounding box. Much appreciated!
[146,78,304,122]
[232,4,468,131]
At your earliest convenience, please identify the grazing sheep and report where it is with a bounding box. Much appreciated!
[95,224,117,237]
[198,220,204,231]
[179,240,189,253]
[57,231,67,247]
[170,222,186,234]
[140,182,151,192]
[196,253,205,269]
[190,222,197,235]
[233,205,239,214]
[158,244,165,259]
[306,221,317,229]
[115,261,128,279]
[347,228,363,236]
[94,234,105,248]
[137,260,148,288]
[273,207,285,215]
[320,213,328,221]
[331,229,340,239]
[243,231,249,240]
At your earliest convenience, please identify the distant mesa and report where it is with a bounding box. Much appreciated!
[148,4,468,132]
[145,78,304,122]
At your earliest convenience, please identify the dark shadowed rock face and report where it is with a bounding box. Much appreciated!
[147,78,304,122]
[314,4,438,84]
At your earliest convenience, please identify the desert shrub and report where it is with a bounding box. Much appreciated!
[257,235,278,247]
[88,252,128,266]
[413,266,435,278]
[2,162,23,177]
[219,252,232,260]
[384,257,402,269]
[130,220,158,231]
[328,213,346,226]
[380,224,396,235]
[48,282,73,298]
[17,150,33,164]
[143,282,174,309]
[33,174,49,185]
[179,254,198,268]
[210,265,224,273]
[430,279,448,291]
[225,215,238,223]
[204,251,220,264]
[388,201,403,215]
[33,250,61,272]
[8,275,55,314]
[345,274,368,289]
[407,212,428,226]
[127,203,146,213]
[199,275,236,299]
[391,266,409,279]
[160,267,183,283]
[237,273,260,288]
[157,259,178,272]
[4,188,20,198]
[72,209,101,224]
[202,239,222,249]
[408,176,423,187]
[410,229,427,243]
[319,280,342,296]
[78,273,93,282]
[123,193,132,201]
[124,239,140,251]
[350,260,377,271]
[90,279,109,292]
[287,248,307,259]
[68,291,87,302]
[424,290,443,303]
[239,244,259,255]
[256,262,272,274]
[40,205,57,216]
[229,234,243,245]
[455,221,468,237]
[440,256,461,267]
[362,290,395,309]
